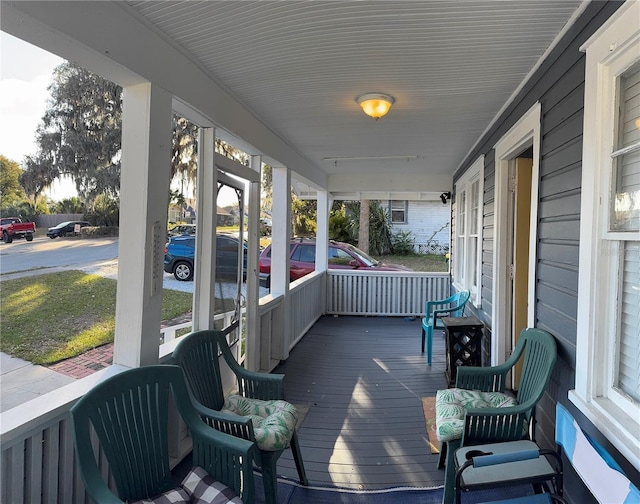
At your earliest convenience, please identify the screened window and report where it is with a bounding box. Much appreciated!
[389,200,407,223]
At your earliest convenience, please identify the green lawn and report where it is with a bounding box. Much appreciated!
[0,271,193,365]
[373,253,449,272]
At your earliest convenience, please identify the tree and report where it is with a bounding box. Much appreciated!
[20,155,57,206]
[32,62,201,209]
[172,116,198,182]
[291,196,316,236]
[86,194,119,226]
[51,196,86,214]
[261,164,273,215]
[0,155,26,208]
[35,62,122,204]
[358,198,370,254]
[344,200,393,255]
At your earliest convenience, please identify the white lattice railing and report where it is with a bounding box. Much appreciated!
[326,270,450,316]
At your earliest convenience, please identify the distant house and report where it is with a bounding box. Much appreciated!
[382,199,450,255]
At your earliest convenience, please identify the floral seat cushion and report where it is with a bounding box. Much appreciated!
[435,388,518,442]
[222,395,298,451]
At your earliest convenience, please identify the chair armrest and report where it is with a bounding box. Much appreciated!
[191,401,256,442]
[432,307,461,319]
[188,415,257,504]
[426,300,450,315]
[221,349,287,400]
[456,363,511,392]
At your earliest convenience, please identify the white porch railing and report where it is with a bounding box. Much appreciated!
[256,272,324,372]
[0,270,448,502]
[327,270,450,316]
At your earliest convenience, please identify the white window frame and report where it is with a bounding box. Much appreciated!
[453,156,484,307]
[389,200,408,224]
[571,0,640,472]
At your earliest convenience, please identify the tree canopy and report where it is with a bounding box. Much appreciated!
[0,155,26,207]
[35,63,122,203]
[23,62,201,208]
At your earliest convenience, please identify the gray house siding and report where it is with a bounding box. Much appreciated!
[451,0,637,499]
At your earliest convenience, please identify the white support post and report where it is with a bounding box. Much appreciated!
[270,166,291,361]
[192,127,217,330]
[316,190,330,273]
[245,155,262,371]
[113,82,172,368]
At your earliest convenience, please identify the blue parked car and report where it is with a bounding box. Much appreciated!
[164,234,247,281]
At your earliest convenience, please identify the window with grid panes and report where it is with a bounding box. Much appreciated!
[453,156,484,306]
[389,200,407,224]
[572,2,640,468]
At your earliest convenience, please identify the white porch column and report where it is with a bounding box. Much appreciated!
[245,155,262,371]
[270,166,291,361]
[192,127,218,330]
[315,190,330,273]
[113,82,172,368]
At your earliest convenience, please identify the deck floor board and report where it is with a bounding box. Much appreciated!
[273,315,448,489]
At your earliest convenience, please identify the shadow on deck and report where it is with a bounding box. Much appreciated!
[274,315,448,489]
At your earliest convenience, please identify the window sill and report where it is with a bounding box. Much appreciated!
[568,390,640,472]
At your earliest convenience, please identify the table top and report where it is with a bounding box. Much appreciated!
[441,316,483,328]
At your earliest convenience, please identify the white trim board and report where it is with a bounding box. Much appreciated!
[491,102,541,366]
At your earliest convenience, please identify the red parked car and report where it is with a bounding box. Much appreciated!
[259,238,411,286]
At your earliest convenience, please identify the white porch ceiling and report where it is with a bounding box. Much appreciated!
[3,0,587,195]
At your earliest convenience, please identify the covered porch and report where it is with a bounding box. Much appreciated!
[1,1,638,502]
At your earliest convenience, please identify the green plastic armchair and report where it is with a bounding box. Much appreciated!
[436,327,557,504]
[173,328,308,504]
[69,365,256,504]
[421,290,470,365]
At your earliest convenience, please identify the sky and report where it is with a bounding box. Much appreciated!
[0,32,77,200]
[0,32,244,207]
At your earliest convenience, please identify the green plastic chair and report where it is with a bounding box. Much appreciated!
[173,329,308,504]
[69,365,256,504]
[438,327,557,504]
[421,290,470,365]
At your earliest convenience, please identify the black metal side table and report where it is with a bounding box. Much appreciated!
[442,316,483,386]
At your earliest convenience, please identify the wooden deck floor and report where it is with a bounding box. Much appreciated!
[273,315,448,489]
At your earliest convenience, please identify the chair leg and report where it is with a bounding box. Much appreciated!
[259,451,279,504]
[421,327,425,353]
[290,430,308,485]
[437,439,447,469]
[442,439,461,504]
[426,326,433,366]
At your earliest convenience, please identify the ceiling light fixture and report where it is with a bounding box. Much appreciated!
[440,192,451,205]
[356,93,395,119]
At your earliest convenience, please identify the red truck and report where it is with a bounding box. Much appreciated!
[1,217,36,243]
